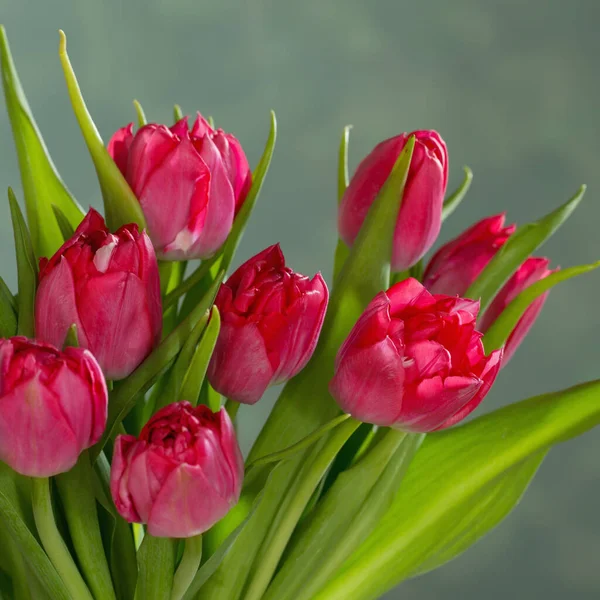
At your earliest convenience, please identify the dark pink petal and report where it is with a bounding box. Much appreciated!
[107,124,134,177]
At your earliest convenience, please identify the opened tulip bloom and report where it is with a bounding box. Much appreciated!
[479,257,554,364]
[0,337,107,477]
[339,130,448,271]
[423,213,516,295]
[35,208,162,380]
[108,113,251,260]
[110,402,243,538]
[329,278,502,432]
[208,244,329,404]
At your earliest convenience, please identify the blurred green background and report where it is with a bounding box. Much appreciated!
[1,0,599,598]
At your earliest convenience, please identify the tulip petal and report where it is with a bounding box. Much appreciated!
[208,322,273,404]
[107,123,134,177]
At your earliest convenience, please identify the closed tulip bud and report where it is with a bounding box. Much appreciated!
[0,337,107,477]
[423,214,516,296]
[339,130,448,271]
[207,244,329,404]
[329,278,502,432]
[35,208,162,381]
[110,402,243,538]
[107,113,251,260]
[479,257,554,365]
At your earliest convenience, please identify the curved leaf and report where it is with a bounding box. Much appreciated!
[0,26,84,258]
[466,185,585,312]
[441,166,473,221]
[313,379,600,600]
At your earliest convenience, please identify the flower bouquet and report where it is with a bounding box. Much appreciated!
[0,26,598,600]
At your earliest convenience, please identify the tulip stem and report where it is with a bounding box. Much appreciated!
[31,477,95,600]
[171,535,202,600]
[163,258,217,309]
[225,398,240,421]
[246,413,352,472]
[242,417,362,600]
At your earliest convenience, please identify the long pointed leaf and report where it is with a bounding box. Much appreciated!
[467,186,585,311]
[8,188,37,338]
[314,379,600,600]
[0,26,84,258]
[0,276,17,338]
[441,166,473,221]
[58,31,146,231]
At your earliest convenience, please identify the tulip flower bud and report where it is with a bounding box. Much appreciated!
[207,244,329,404]
[0,337,107,477]
[339,130,448,271]
[35,208,162,381]
[329,278,502,432]
[423,214,516,296]
[110,402,243,538]
[479,257,553,365]
[108,113,251,260]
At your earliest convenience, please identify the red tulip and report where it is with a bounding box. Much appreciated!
[338,130,448,271]
[207,245,329,404]
[479,257,554,365]
[108,113,251,260]
[423,214,516,295]
[0,337,107,477]
[110,402,243,538]
[35,209,162,380]
[329,278,502,432]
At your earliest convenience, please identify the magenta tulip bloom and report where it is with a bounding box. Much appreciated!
[423,214,516,296]
[108,113,251,260]
[110,402,243,538]
[338,130,448,271]
[329,278,502,432]
[35,209,162,381]
[207,244,329,404]
[479,257,554,365]
[0,337,107,477]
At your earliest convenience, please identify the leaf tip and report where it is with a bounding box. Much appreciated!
[58,30,67,55]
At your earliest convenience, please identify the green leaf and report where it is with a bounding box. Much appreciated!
[58,31,146,231]
[0,489,70,600]
[466,185,585,312]
[180,306,220,405]
[173,104,183,122]
[133,100,147,127]
[0,26,85,259]
[313,379,600,600]
[483,260,600,352]
[56,453,116,600]
[441,166,473,221]
[62,324,79,349]
[155,309,211,412]
[51,205,76,242]
[202,138,416,600]
[263,432,424,600]
[337,125,352,203]
[0,276,17,338]
[135,536,175,600]
[8,188,37,338]
[91,273,223,460]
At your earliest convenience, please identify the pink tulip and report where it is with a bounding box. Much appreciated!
[423,214,516,296]
[338,130,448,271]
[108,113,251,260]
[35,208,162,381]
[110,402,243,538]
[0,337,107,477]
[207,244,329,404]
[329,278,502,432]
[479,257,554,365]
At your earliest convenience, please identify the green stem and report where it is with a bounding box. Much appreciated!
[31,477,94,600]
[241,417,362,600]
[56,453,117,600]
[246,414,351,471]
[135,535,175,600]
[171,535,202,600]
[163,259,216,309]
[225,398,240,421]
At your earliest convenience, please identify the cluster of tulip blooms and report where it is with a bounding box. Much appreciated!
[0,27,599,600]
